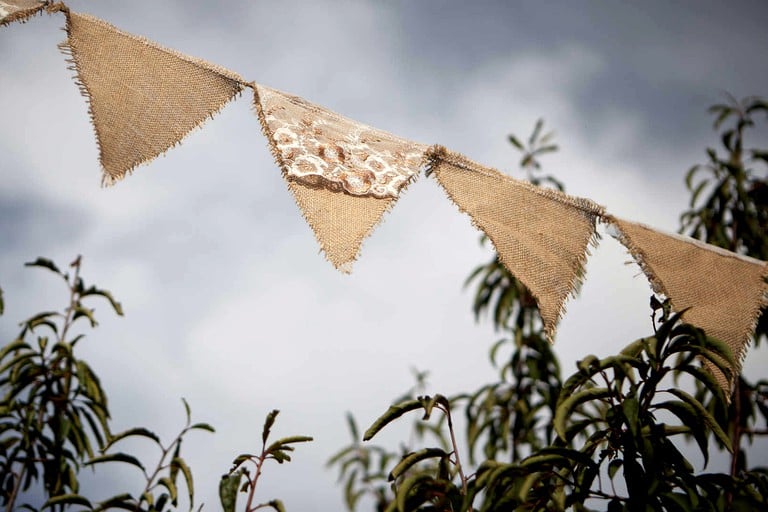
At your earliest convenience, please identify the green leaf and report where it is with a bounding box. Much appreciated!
[515,471,541,503]
[81,285,124,316]
[158,476,178,506]
[608,458,623,480]
[86,452,146,471]
[554,387,611,441]
[0,339,31,362]
[325,445,356,469]
[219,469,244,512]
[559,356,643,408]
[388,448,448,481]
[140,491,154,507]
[363,399,422,441]
[267,435,313,453]
[0,287,4,316]
[535,144,559,155]
[271,449,292,463]
[345,412,359,442]
[0,351,38,376]
[396,473,434,512]
[685,164,701,190]
[674,363,727,409]
[25,257,63,276]
[266,499,287,512]
[508,134,524,150]
[190,422,216,433]
[665,388,731,451]
[106,427,161,449]
[94,493,136,512]
[530,118,544,145]
[72,305,98,328]
[622,397,640,438]
[262,409,279,444]
[172,456,194,508]
[22,310,60,330]
[42,494,92,509]
[182,397,191,423]
[523,447,597,469]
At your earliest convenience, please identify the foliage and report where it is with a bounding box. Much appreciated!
[0,258,309,512]
[680,94,768,343]
[0,256,121,510]
[330,103,768,511]
[219,410,312,512]
[680,95,768,261]
[358,313,745,511]
[679,95,768,489]
[79,399,215,512]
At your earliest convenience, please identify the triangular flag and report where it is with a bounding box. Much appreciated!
[609,217,768,390]
[254,84,427,272]
[428,146,604,342]
[0,0,45,26]
[61,12,245,184]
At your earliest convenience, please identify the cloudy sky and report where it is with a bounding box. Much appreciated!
[2,1,767,509]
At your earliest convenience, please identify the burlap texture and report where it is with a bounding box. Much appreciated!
[62,12,245,184]
[253,85,425,271]
[288,181,395,272]
[428,146,605,342]
[0,0,46,26]
[610,217,768,390]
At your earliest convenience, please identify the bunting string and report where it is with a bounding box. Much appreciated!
[2,4,766,393]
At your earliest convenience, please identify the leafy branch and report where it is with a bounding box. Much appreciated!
[219,410,312,512]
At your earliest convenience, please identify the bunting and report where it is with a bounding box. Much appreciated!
[254,85,427,271]
[0,0,44,26]
[428,146,605,342]
[608,217,768,387]
[61,12,245,184]
[1,6,766,393]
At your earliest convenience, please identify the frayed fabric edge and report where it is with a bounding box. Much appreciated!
[603,214,768,395]
[427,145,602,343]
[58,10,244,186]
[0,1,59,27]
[251,84,424,273]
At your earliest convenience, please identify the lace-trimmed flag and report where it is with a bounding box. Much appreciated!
[254,84,427,272]
[428,146,605,342]
[0,0,44,26]
[609,217,768,389]
[61,12,245,184]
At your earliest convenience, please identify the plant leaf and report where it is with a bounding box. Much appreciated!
[554,387,611,441]
[388,448,448,481]
[42,494,92,509]
[262,409,279,444]
[219,469,244,512]
[665,388,731,451]
[86,452,145,471]
[106,427,161,449]
[363,399,422,441]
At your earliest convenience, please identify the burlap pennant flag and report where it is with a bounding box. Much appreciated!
[608,217,768,389]
[428,146,605,342]
[61,12,245,184]
[253,84,427,272]
[0,0,47,26]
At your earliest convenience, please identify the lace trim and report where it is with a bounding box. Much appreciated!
[258,85,426,198]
